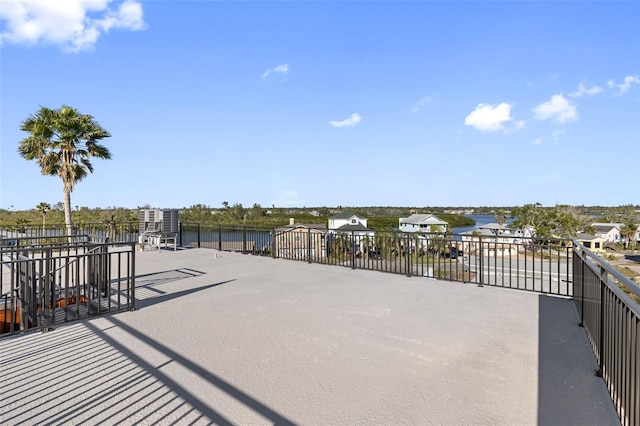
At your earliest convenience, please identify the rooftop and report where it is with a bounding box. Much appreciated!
[1,248,619,425]
[400,214,448,225]
[329,210,362,220]
[334,223,373,232]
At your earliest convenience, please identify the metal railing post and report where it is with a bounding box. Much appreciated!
[272,227,277,259]
[218,225,222,251]
[478,236,484,287]
[130,242,136,311]
[351,231,356,270]
[596,266,606,377]
[579,250,585,327]
[42,248,52,332]
[406,233,411,277]
[243,227,247,253]
[307,228,312,264]
[197,223,201,248]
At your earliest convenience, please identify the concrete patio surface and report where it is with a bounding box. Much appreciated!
[1,248,620,425]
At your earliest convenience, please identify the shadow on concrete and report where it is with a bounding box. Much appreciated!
[95,316,297,425]
[624,254,640,263]
[537,295,619,425]
[0,273,277,425]
[135,279,236,309]
[134,268,207,285]
[1,316,294,425]
[131,268,235,309]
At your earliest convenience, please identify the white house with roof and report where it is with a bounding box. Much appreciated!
[399,214,448,233]
[591,223,622,243]
[477,222,509,235]
[329,211,369,231]
[328,211,375,238]
[327,211,375,255]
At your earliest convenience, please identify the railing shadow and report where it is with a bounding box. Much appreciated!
[1,323,174,425]
[135,279,236,309]
[94,316,296,425]
[2,298,296,425]
[134,268,207,284]
[128,268,235,309]
[537,295,619,425]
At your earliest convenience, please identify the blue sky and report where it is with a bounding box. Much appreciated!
[1,1,639,211]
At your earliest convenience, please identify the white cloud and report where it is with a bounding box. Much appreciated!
[464,103,514,132]
[329,113,362,128]
[261,63,290,79]
[569,82,603,98]
[410,96,434,113]
[0,0,146,52]
[532,94,577,123]
[532,138,542,145]
[607,79,615,88]
[616,75,640,94]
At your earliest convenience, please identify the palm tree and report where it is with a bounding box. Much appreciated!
[620,222,638,251]
[36,202,51,229]
[18,105,111,237]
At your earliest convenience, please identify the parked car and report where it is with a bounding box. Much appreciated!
[440,246,460,259]
[368,247,383,260]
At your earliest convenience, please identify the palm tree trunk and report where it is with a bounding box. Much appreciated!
[63,188,73,237]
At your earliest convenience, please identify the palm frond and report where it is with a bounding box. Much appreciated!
[18,105,112,230]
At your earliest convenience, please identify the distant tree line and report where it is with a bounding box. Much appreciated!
[509,203,638,248]
[3,202,637,241]
[0,205,136,228]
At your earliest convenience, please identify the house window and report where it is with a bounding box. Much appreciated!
[351,219,357,224]
[595,242,601,249]
[584,242,591,248]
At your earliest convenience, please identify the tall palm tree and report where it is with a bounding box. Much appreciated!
[18,105,111,237]
[36,202,51,228]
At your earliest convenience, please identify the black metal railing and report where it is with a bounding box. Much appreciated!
[573,241,639,426]
[180,223,573,296]
[179,223,273,254]
[0,222,139,244]
[1,238,136,336]
[0,234,92,251]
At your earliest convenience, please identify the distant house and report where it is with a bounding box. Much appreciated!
[459,228,517,247]
[327,211,375,254]
[459,225,533,257]
[460,228,498,240]
[477,222,509,235]
[399,214,448,233]
[576,233,606,253]
[274,219,327,259]
[328,211,369,231]
[591,223,622,243]
[476,223,533,241]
